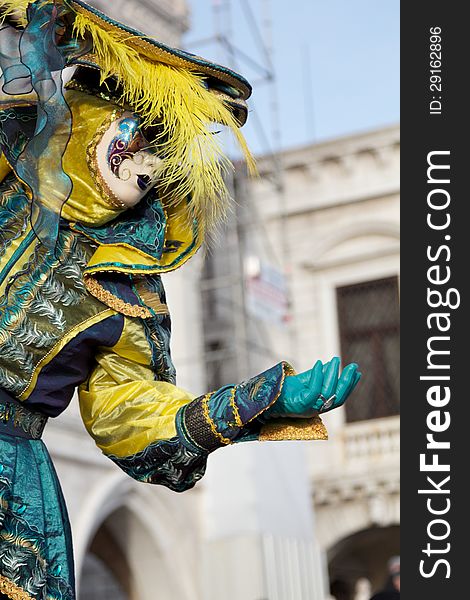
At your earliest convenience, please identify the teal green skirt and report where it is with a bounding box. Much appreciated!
[0,433,75,600]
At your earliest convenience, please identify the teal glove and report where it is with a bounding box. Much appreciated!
[265,356,361,418]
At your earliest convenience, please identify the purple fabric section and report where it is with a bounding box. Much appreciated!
[94,272,142,307]
[24,313,124,417]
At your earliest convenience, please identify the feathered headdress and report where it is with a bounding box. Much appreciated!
[0,0,255,242]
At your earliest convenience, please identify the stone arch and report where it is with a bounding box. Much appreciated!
[74,471,199,600]
[79,519,132,600]
[327,525,400,600]
[307,221,400,271]
[316,479,400,553]
[73,470,132,577]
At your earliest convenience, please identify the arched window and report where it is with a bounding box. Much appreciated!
[336,276,400,422]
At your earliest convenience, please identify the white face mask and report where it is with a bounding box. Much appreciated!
[95,111,164,208]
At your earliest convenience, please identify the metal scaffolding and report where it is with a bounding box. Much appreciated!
[187,0,295,386]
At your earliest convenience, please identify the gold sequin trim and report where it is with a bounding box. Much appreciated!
[0,575,34,600]
[259,416,328,442]
[202,392,232,446]
[85,277,152,318]
[284,364,296,377]
[85,107,127,210]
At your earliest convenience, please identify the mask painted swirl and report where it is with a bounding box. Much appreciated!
[107,118,147,181]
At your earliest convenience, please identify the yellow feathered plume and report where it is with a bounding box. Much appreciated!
[0,0,30,26]
[0,0,256,235]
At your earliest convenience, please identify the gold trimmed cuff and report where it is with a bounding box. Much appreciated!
[176,394,231,453]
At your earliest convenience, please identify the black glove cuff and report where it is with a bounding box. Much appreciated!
[176,396,228,454]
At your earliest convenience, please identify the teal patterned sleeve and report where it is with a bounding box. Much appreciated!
[175,362,293,453]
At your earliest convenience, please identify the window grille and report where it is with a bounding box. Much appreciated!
[336,277,400,422]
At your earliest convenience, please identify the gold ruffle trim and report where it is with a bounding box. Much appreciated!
[259,416,328,442]
[0,575,34,600]
[85,277,153,318]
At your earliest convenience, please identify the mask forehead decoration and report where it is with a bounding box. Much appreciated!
[107,117,154,189]
[107,118,144,175]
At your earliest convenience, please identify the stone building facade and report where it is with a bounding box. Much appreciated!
[248,124,400,598]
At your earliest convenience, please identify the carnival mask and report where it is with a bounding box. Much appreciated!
[95,112,164,208]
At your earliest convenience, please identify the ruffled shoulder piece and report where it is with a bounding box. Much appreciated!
[70,191,202,277]
[70,191,199,318]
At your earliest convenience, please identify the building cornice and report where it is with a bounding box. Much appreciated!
[256,124,400,176]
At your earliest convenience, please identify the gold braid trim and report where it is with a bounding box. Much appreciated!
[85,277,152,318]
[229,386,243,427]
[202,392,232,446]
[0,575,34,600]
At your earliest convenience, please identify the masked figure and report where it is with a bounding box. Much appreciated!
[0,2,361,599]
